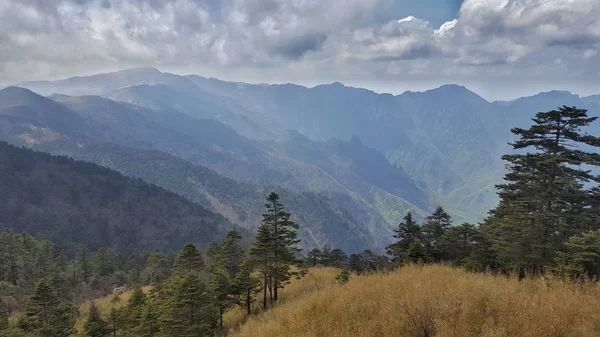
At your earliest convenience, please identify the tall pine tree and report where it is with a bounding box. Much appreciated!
[173,243,204,275]
[421,207,452,262]
[262,193,301,303]
[482,106,600,274]
[21,279,75,336]
[84,303,109,337]
[386,212,422,264]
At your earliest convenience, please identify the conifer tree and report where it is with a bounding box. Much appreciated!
[552,229,600,278]
[421,207,452,261]
[439,223,480,264]
[125,287,146,331]
[77,244,92,284]
[0,299,9,331]
[210,265,233,327]
[159,274,218,337]
[329,249,348,268]
[482,106,600,273]
[136,301,160,337]
[108,307,121,337]
[306,248,321,267]
[386,212,422,264]
[249,223,273,310]
[94,248,117,278]
[218,230,244,279]
[146,250,169,284]
[320,247,332,266]
[173,243,204,275]
[349,254,364,273]
[263,192,301,303]
[233,256,261,315]
[22,279,75,336]
[405,240,428,263]
[84,303,109,337]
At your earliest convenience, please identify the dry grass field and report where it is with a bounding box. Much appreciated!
[74,286,152,333]
[224,267,340,331]
[230,265,600,337]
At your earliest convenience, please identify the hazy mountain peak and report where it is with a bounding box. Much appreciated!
[117,66,161,75]
[0,86,47,106]
[426,84,482,98]
[0,86,38,96]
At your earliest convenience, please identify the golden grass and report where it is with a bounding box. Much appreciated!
[224,267,340,331]
[230,265,600,337]
[74,286,152,333]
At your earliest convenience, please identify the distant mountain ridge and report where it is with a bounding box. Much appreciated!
[0,85,412,251]
[8,68,600,252]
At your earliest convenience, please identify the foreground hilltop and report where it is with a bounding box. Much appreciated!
[231,265,600,337]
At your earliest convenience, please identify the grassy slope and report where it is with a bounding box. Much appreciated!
[225,267,340,331]
[232,265,600,337]
[71,268,340,334]
[75,286,153,333]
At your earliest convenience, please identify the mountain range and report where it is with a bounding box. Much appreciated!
[1,67,597,253]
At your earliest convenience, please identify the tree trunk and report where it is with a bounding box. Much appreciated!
[262,274,267,310]
[268,276,273,306]
[246,290,251,315]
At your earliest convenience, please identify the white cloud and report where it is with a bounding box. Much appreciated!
[0,0,599,97]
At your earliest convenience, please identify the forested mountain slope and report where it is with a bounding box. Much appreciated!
[0,87,405,250]
[0,142,235,253]
[53,142,377,252]
[13,68,600,242]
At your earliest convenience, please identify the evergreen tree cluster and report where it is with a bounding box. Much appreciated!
[382,106,600,279]
[0,192,304,336]
[382,208,488,270]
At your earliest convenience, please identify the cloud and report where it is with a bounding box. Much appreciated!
[0,0,599,97]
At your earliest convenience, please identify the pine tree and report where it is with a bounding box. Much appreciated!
[329,249,348,268]
[218,231,244,279]
[125,287,146,331]
[22,279,75,336]
[77,244,92,285]
[320,247,332,266]
[233,256,261,315]
[482,106,600,274]
[405,240,428,263]
[0,299,9,331]
[249,223,273,310]
[108,307,122,337]
[136,301,160,337]
[159,274,218,337]
[263,192,301,303]
[173,243,204,275]
[146,250,169,284]
[306,248,321,267]
[349,254,364,273]
[386,212,422,264]
[439,223,480,264]
[84,303,109,337]
[421,207,452,261]
[210,265,233,327]
[553,230,600,278]
[94,248,117,278]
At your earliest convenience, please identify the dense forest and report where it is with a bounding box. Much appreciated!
[0,105,599,337]
[0,142,236,253]
[0,192,305,337]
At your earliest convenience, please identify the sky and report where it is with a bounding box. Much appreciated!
[0,0,599,101]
